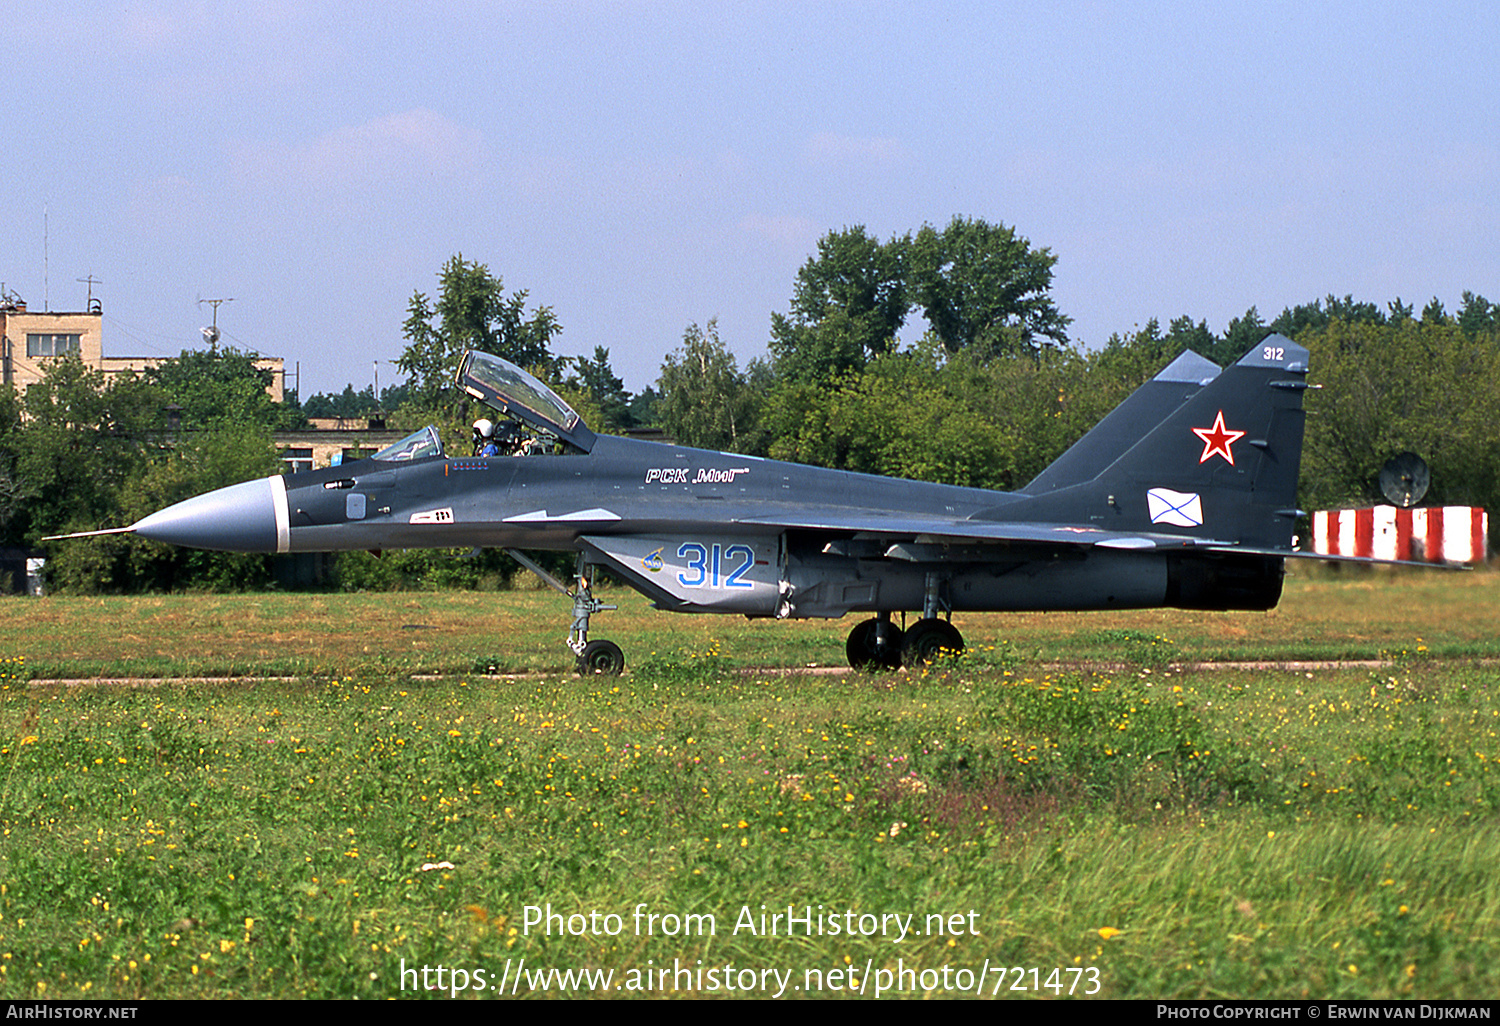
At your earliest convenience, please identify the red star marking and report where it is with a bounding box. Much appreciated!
[1191,410,1246,465]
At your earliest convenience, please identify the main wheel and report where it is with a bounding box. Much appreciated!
[902,618,964,665]
[577,639,625,676]
[846,617,904,671]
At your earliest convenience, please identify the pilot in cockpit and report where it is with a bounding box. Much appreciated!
[472,418,500,457]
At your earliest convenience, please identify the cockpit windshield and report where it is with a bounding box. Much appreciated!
[371,425,444,462]
[456,351,596,452]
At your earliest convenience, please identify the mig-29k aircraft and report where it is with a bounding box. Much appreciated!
[55,335,1344,674]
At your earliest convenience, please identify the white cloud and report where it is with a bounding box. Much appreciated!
[118,0,303,54]
[738,213,818,251]
[231,109,487,198]
[803,132,910,169]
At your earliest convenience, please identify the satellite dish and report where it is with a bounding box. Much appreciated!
[1379,452,1430,508]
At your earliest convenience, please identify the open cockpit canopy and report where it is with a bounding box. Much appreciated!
[456,350,596,452]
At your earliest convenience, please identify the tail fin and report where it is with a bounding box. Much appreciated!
[1024,348,1222,495]
[1022,335,1309,551]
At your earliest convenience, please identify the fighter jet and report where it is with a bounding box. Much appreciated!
[53,336,1325,674]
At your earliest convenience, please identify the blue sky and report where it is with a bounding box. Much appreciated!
[7,1,1497,397]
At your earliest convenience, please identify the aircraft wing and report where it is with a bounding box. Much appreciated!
[732,509,1458,567]
[731,508,1242,552]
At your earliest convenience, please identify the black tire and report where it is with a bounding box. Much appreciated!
[902,618,964,665]
[577,639,625,676]
[846,617,905,670]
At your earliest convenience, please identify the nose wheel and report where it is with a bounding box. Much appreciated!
[505,549,625,676]
[577,638,625,676]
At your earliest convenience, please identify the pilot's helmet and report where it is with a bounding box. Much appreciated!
[472,418,496,443]
[495,419,521,443]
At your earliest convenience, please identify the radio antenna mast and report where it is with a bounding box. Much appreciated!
[198,296,234,346]
[77,275,104,312]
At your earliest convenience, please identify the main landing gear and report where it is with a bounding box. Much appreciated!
[846,572,965,671]
[506,549,625,676]
[846,614,966,670]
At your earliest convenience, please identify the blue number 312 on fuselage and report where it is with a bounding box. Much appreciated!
[675,542,756,590]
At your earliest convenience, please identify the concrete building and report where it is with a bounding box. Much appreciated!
[0,301,103,389]
[276,417,407,473]
[0,297,284,400]
[2,293,406,476]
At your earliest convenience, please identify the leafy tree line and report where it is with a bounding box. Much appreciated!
[299,382,411,420]
[767,218,1070,384]
[0,347,290,592]
[1075,294,1500,516]
[6,234,1498,594]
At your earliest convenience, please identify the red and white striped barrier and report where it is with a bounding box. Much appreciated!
[1311,506,1488,564]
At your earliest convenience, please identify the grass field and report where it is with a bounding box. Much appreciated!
[5,563,1499,680]
[2,566,1500,999]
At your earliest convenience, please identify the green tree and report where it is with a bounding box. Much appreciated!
[769,226,910,382]
[769,306,876,384]
[398,255,562,408]
[145,345,287,430]
[13,356,162,542]
[1421,297,1451,326]
[1163,315,1219,359]
[0,383,23,545]
[764,344,1013,487]
[1457,291,1497,337]
[762,338,1111,491]
[1301,319,1500,522]
[113,421,281,592]
[10,351,290,592]
[656,319,761,451]
[626,387,661,430]
[560,346,633,433]
[1097,315,1232,384]
[909,216,1070,358]
[1218,307,1271,365]
[11,357,165,590]
[1270,295,1386,339]
[303,384,376,419]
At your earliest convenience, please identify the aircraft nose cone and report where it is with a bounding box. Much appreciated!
[131,475,289,553]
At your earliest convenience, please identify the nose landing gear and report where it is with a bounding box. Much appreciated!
[577,638,625,676]
[506,549,625,675]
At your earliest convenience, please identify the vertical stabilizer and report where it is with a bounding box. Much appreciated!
[1016,336,1309,551]
[1024,349,1222,495]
